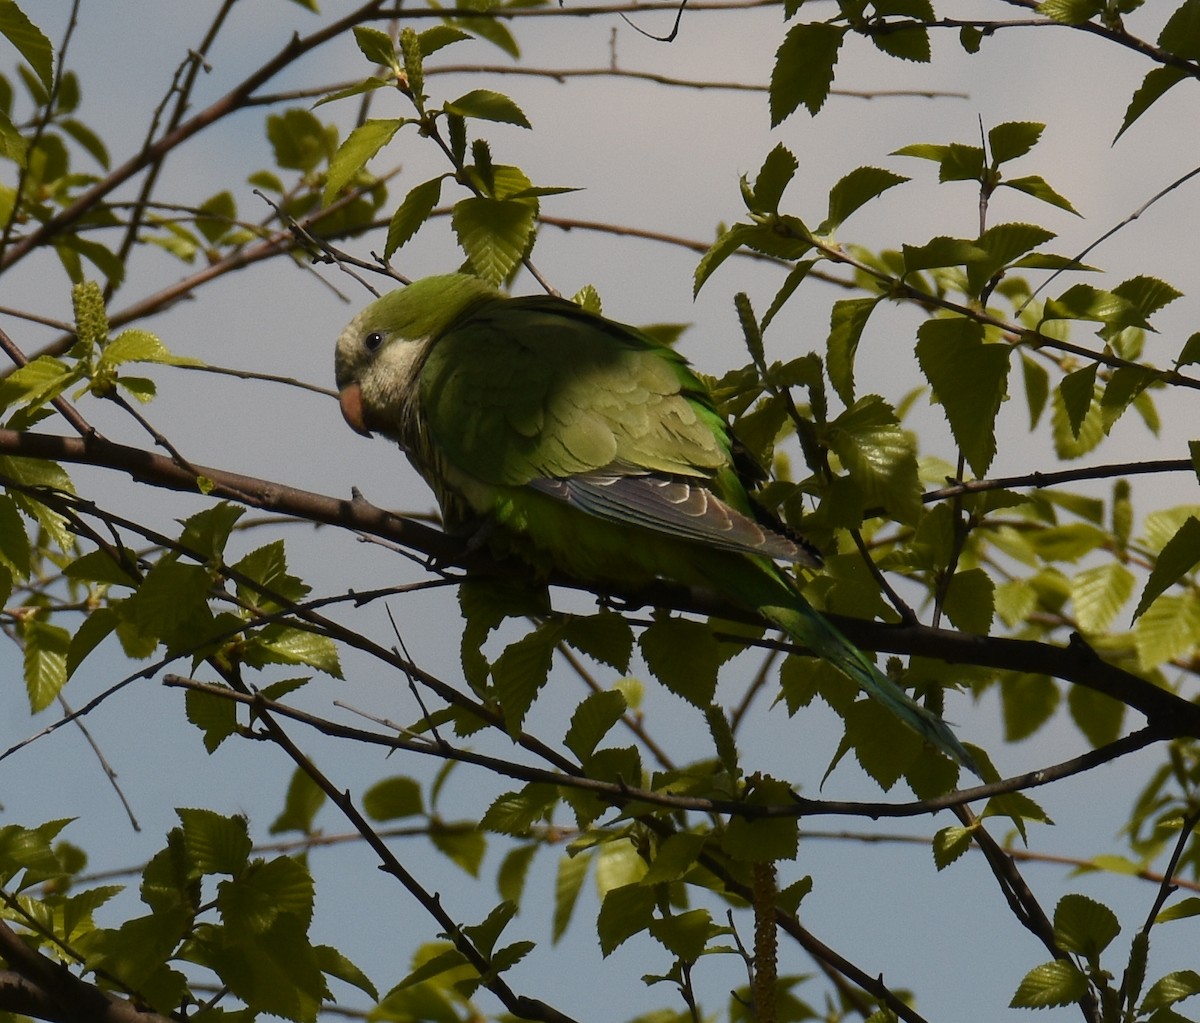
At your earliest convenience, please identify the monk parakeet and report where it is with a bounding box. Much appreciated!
[335,273,975,773]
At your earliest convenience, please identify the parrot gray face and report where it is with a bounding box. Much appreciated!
[334,311,430,440]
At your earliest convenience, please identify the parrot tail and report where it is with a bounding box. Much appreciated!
[755,592,979,776]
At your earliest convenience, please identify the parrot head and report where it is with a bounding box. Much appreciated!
[334,273,498,437]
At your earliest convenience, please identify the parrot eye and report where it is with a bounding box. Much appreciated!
[363,331,386,353]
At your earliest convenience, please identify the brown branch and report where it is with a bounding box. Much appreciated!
[2,426,1197,742]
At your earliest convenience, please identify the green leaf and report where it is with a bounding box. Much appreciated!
[353,25,397,69]
[561,612,633,673]
[1067,684,1124,748]
[384,175,445,259]
[915,317,1010,476]
[322,118,402,206]
[597,883,656,956]
[870,21,929,62]
[901,235,987,273]
[769,22,845,123]
[648,908,718,961]
[942,568,995,635]
[363,776,424,821]
[253,626,342,678]
[1141,969,1200,1012]
[987,121,1044,164]
[178,808,252,875]
[218,855,315,933]
[826,296,879,406]
[316,945,379,1004]
[0,0,54,91]
[1002,174,1079,214]
[1054,892,1120,957]
[196,190,236,246]
[1070,562,1135,633]
[1134,593,1200,670]
[1059,363,1098,440]
[419,25,473,55]
[826,395,922,524]
[431,827,486,877]
[639,616,720,707]
[0,493,30,577]
[0,106,27,164]
[480,784,557,836]
[269,768,327,835]
[1000,673,1059,742]
[1156,896,1200,924]
[1159,0,1200,58]
[750,143,798,214]
[932,825,973,870]
[1036,0,1102,24]
[266,107,335,174]
[564,690,627,761]
[1021,353,1050,429]
[1010,960,1088,1008]
[22,619,68,712]
[641,833,708,885]
[1134,516,1200,619]
[444,89,531,128]
[1116,66,1187,141]
[553,851,590,941]
[185,685,239,754]
[102,329,201,369]
[452,196,537,285]
[820,166,908,234]
[491,625,558,734]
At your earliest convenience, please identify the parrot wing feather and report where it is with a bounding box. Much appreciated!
[528,474,821,566]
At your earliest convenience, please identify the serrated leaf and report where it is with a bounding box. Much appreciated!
[1159,0,1200,58]
[916,317,1011,476]
[177,808,252,875]
[987,121,1044,164]
[1050,384,1104,459]
[639,616,720,707]
[1116,66,1187,141]
[256,627,342,678]
[553,850,589,942]
[770,22,845,123]
[452,196,537,285]
[444,89,531,128]
[1003,174,1079,214]
[1134,593,1200,670]
[648,908,717,960]
[1141,969,1200,1012]
[564,690,627,761]
[561,612,633,673]
[322,118,402,205]
[1070,562,1134,633]
[1054,892,1120,957]
[431,827,485,877]
[902,235,988,273]
[871,21,929,61]
[491,625,558,734]
[1059,363,1098,440]
[1021,353,1050,429]
[751,143,798,214]
[1134,516,1200,619]
[185,686,239,754]
[942,567,995,635]
[353,25,396,68]
[819,166,907,234]
[0,0,54,90]
[1000,673,1059,742]
[384,175,444,259]
[826,296,878,406]
[101,329,201,369]
[267,107,335,174]
[825,395,921,524]
[22,619,69,712]
[932,825,973,870]
[480,784,557,836]
[1156,896,1200,924]
[597,883,656,956]
[419,25,472,55]
[641,833,708,885]
[1036,0,1102,24]
[1010,959,1088,1008]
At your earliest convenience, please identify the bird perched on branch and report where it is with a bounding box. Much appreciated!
[334,272,975,773]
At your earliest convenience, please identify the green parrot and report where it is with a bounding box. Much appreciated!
[334,273,975,774]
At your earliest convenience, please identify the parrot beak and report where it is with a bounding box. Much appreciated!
[338,382,372,437]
